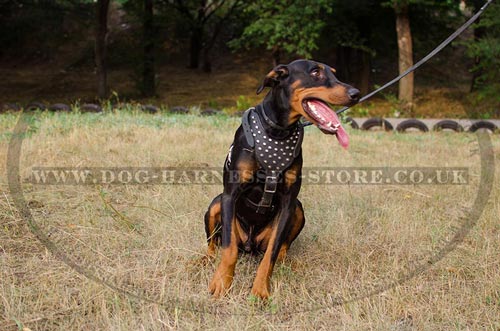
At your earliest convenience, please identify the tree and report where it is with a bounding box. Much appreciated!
[394,2,413,108]
[95,0,110,99]
[386,0,414,109]
[229,0,330,66]
[383,0,462,111]
[142,0,156,96]
[200,0,242,72]
[164,0,242,70]
[318,0,386,96]
[465,1,500,108]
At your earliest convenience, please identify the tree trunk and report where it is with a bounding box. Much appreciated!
[95,0,110,99]
[202,46,212,73]
[142,0,155,96]
[470,0,485,92]
[272,46,281,67]
[395,3,414,109]
[189,27,203,68]
[202,0,241,73]
[335,46,351,83]
[359,51,371,96]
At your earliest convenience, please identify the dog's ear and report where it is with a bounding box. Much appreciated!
[256,64,289,94]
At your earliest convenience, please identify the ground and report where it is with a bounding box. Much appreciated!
[0,52,496,119]
[0,111,499,330]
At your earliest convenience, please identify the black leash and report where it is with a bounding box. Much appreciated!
[302,0,494,127]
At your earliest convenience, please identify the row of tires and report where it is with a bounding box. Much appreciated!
[2,102,103,113]
[345,117,498,133]
[2,102,497,133]
[1,102,221,116]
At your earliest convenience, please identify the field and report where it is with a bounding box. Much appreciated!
[1,110,499,330]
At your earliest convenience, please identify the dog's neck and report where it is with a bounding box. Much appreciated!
[259,89,298,138]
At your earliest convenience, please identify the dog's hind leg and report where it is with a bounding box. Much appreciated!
[204,194,222,261]
[277,199,305,263]
[209,191,240,297]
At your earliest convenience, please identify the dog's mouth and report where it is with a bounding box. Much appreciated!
[302,99,349,149]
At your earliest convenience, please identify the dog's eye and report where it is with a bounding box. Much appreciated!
[311,68,321,77]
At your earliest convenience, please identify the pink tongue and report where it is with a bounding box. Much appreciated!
[307,100,349,149]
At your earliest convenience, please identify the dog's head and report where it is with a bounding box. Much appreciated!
[257,59,360,148]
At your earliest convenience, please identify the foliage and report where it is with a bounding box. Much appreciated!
[236,95,252,111]
[466,2,500,104]
[228,0,331,59]
[0,0,93,57]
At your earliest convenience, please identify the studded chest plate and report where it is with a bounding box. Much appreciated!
[247,110,304,172]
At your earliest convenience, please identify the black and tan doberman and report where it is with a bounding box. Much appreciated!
[204,59,360,299]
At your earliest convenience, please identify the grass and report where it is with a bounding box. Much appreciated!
[0,109,499,330]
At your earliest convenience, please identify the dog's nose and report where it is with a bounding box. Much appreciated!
[348,88,360,101]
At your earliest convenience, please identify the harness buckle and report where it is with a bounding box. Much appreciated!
[264,175,278,193]
[256,172,279,214]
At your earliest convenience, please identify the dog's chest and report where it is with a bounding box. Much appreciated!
[245,109,303,173]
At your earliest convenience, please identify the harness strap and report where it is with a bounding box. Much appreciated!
[256,170,279,214]
[242,107,256,147]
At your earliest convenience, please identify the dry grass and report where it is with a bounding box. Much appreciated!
[0,110,499,330]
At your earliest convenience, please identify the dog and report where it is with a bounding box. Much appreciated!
[204,59,360,299]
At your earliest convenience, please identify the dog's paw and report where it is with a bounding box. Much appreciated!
[250,283,271,299]
[208,270,233,298]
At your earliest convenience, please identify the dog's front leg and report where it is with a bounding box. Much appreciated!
[251,193,296,299]
[208,191,239,297]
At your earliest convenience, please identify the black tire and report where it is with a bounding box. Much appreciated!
[49,103,71,112]
[200,108,220,116]
[433,120,463,132]
[396,119,428,133]
[170,106,189,114]
[344,116,359,129]
[1,103,20,113]
[80,103,102,113]
[142,104,158,114]
[25,102,46,111]
[361,117,394,131]
[468,120,497,133]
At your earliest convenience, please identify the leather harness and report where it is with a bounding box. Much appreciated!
[239,105,304,214]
